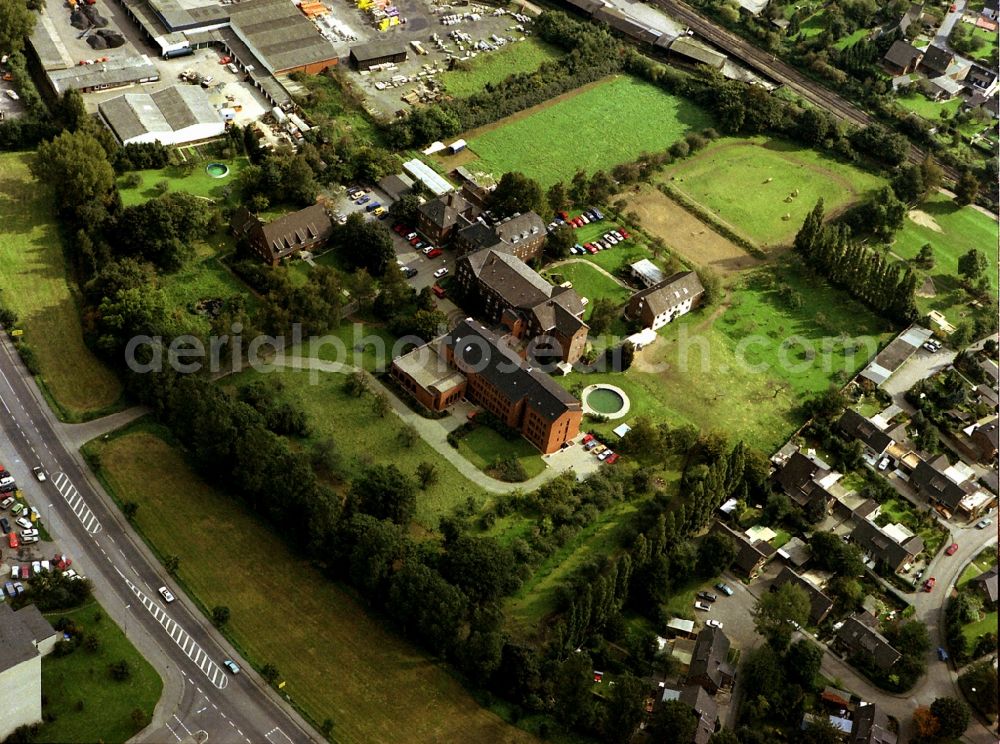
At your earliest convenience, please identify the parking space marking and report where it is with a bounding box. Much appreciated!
[117,570,228,689]
[266,727,294,744]
[52,472,102,534]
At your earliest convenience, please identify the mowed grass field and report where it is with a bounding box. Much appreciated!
[543,261,632,317]
[89,424,536,744]
[226,368,492,527]
[0,153,122,418]
[456,426,546,480]
[438,38,563,98]
[456,76,712,186]
[39,603,162,744]
[662,137,884,246]
[116,158,248,207]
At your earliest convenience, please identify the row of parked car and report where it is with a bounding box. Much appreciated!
[548,208,605,231]
[394,223,443,259]
[572,227,632,255]
[5,556,82,600]
[1,495,40,548]
[581,434,619,464]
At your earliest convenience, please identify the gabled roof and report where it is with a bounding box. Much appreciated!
[851,519,923,570]
[850,702,897,744]
[836,615,901,671]
[669,36,726,69]
[463,249,554,309]
[883,40,922,68]
[973,565,999,603]
[775,451,832,507]
[687,626,733,688]
[920,44,953,74]
[444,319,581,421]
[493,211,546,245]
[838,409,894,454]
[911,456,967,510]
[457,220,503,253]
[712,521,775,575]
[259,204,333,259]
[419,191,471,230]
[0,604,56,673]
[774,566,834,625]
[530,294,587,338]
[679,684,718,744]
[629,271,705,317]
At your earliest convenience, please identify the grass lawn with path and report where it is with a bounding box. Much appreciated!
[968,26,999,63]
[543,261,632,319]
[116,158,248,207]
[37,603,162,744]
[0,152,122,419]
[456,425,546,480]
[962,609,999,645]
[662,137,884,247]
[438,38,563,98]
[86,422,535,744]
[896,92,962,121]
[448,75,712,187]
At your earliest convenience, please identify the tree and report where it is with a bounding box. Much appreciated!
[130,707,148,732]
[960,660,998,716]
[164,555,180,575]
[545,225,574,259]
[800,716,845,744]
[261,663,280,684]
[547,181,569,214]
[122,501,139,521]
[697,531,737,576]
[0,0,36,55]
[344,370,369,397]
[552,652,596,729]
[913,706,940,739]
[958,248,988,283]
[709,732,740,744]
[370,391,390,418]
[930,697,970,739]
[488,171,545,218]
[954,169,979,206]
[349,465,417,525]
[336,213,395,277]
[647,700,698,744]
[785,639,823,689]
[753,583,810,650]
[32,131,117,226]
[388,563,467,654]
[348,515,405,597]
[602,672,646,744]
[415,461,438,489]
[443,534,519,605]
[211,606,231,627]
[587,297,619,335]
[916,243,934,268]
[109,659,132,681]
[388,193,421,225]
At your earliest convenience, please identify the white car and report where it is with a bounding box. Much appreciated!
[694,601,712,612]
[15,516,31,530]
[223,659,240,674]
[32,467,46,482]
[158,586,176,603]
[433,267,449,279]
[0,496,13,509]
[706,619,724,629]
[0,475,14,488]
[20,529,38,539]
[877,457,891,471]
[598,449,614,461]
[21,535,38,544]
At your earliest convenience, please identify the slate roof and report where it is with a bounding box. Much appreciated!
[687,626,734,690]
[920,44,953,74]
[444,319,581,421]
[711,521,775,576]
[457,220,503,253]
[973,565,999,603]
[775,451,832,508]
[629,271,705,317]
[850,702,897,744]
[911,456,966,510]
[530,293,587,338]
[259,204,333,259]
[774,566,835,625]
[463,249,555,309]
[494,211,546,245]
[851,519,924,571]
[419,192,471,231]
[883,40,922,68]
[836,615,901,671]
[838,409,894,455]
[971,417,999,454]
[0,604,56,673]
[679,684,718,744]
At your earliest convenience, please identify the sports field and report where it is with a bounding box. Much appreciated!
[88,423,535,744]
[662,137,884,246]
[0,153,122,419]
[438,38,563,98]
[455,76,712,186]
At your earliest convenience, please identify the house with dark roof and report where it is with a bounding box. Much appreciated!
[965,64,999,96]
[919,44,954,76]
[850,518,924,573]
[835,614,901,671]
[838,409,895,458]
[983,0,998,21]
[970,417,999,462]
[972,565,999,604]
[686,627,734,694]
[882,40,923,75]
[850,702,897,744]
[624,271,705,331]
[0,604,59,740]
[773,451,836,514]
[247,204,333,265]
[660,684,719,744]
[417,191,474,245]
[711,521,776,578]
[910,455,979,515]
[457,249,589,363]
[773,566,835,625]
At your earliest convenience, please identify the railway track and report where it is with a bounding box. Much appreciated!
[650,0,962,180]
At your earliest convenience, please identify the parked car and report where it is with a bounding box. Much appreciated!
[432,267,449,279]
[694,601,712,611]
[15,516,31,530]
[3,581,15,598]
[618,228,631,239]
[406,232,418,241]
[223,659,240,674]
[585,244,598,254]
[355,195,370,205]
[877,457,892,471]
[426,248,443,259]
[696,591,718,603]
[414,241,427,251]
[421,244,435,255]
[365,202,382,213]
[10,565,19,580]
[158,586,176,603]
[7,533,18,549]
[0,474,14,488]
[976,518,992,529]
[432,285,446,298]
[593,444,607,456]
[31,561,41,575]
[32,467,45,482]
[0,496,13,509]
[21,535,38,544]
[20,529,38,539]
[945,543,958,556]
[715,582,734,596]
[579,214,590,224]
[591,208,604,220]
[923,577,936,592]
[706,620,724,629]
[598,449,613,461]
[937,646,949,661]
[584,440,598,451]
[0,518,8,534]
[10,503,23,516]
[402,266,418,279]
[605,453,619,464]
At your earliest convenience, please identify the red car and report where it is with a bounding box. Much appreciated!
[582,433,594,444]
[572,218,584,228]
[945,543,958,556]
[557,210,569,220]
[619,228,631,239]
[586,244,599,254]
[923,577,936,592]
[432,285,446,298]
[605,453,619,464]
[394,224,407,234]
[409,237,422,246]
[7,532,18,549]
[426,248,443,258]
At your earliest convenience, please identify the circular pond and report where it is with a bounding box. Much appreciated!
[581,384,631,420]
[206,162,230,178]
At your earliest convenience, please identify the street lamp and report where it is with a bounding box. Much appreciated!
[124,603,131,639]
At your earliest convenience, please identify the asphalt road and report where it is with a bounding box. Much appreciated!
[0,334,318,744]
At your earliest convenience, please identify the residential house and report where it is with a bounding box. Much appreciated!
[711,521,776,578]
[919,75,964,100]
[919,44,954,77]
[972,565,998,604]
[491,212,548,263]
[246,204,334,266]
[660,685,719,744]
[0,604,59,741]
[911,455,994,517]
[456,249,589,364]
[882,40,923,75]
[897,2,923,34]
[773,450,836,514]
[835,614,901,671]
[983,0,998,21]
[229,206,259,240]
[687,626,735,694]
[416,191,474,245]
[850,702,897,744]
[624,271,705,331]
[970,417,999,462]
[773,566,835,626]
[965,64,999,96]
[777,536,811,569]
[850,518,924,573]
[838,409,895,459]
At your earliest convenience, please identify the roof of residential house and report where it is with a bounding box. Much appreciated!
[712,521,775,575]
[529,293,588,338]
[980,358,1000,384]
[972,417,999,450]
[463,249,556,308]
[883,40,922,68]
[836,615,901,671]
[777,536,811,568]
[851,519,924,570]
[0,604,56,673]
[920,44,953,74]
[850,702,898,744]
[775,451,832,507]
[774,566,834,625]
[630,258,666,287]
[986,0,999,11]
[259,204,333,258]
[973,565,999,603]
[457,220,503,253]
[976,383,1000,407]
[230,206,260,236]
[493,211,546,246]
[980,469,999,495]
[419,191,471,231]
[910,456,967,510]
[444,319,581,421]
[920,75,964,97]
[679,684,718,744]
[628,271,705,317]
[687,626,734,688]
[967,64,999,87]
[838,409,894,454]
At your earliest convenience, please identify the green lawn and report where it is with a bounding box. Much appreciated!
[116,158,248,207]
[962,610,998,645]
[225,367,492,528]
[37,603,162,744]
[897,92,962,122]
[543,261,632,319]
[87,423,535,744]
[958,548,998,588]
[968,26,999,63]
[438,38,563,98]
[662,137,884,246]
[834,28,869,50]
[458,76,713,186]
[456,425,546,480]
[0,152,122,419]
[799,11,827,37]
[290,321,402,373]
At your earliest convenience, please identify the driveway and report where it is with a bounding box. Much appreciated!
[882,345,957,408]
[935,0,968,49]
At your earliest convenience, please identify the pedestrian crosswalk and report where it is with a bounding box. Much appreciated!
[52,471,101,534]
[120,571,229,689]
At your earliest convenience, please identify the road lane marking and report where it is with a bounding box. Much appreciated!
[266,727,294,744]
[52,472,101,534]
[116,569,228,689]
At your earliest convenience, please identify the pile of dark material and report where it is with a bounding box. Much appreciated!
[82,5,109,26]
[87,29,125,48]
